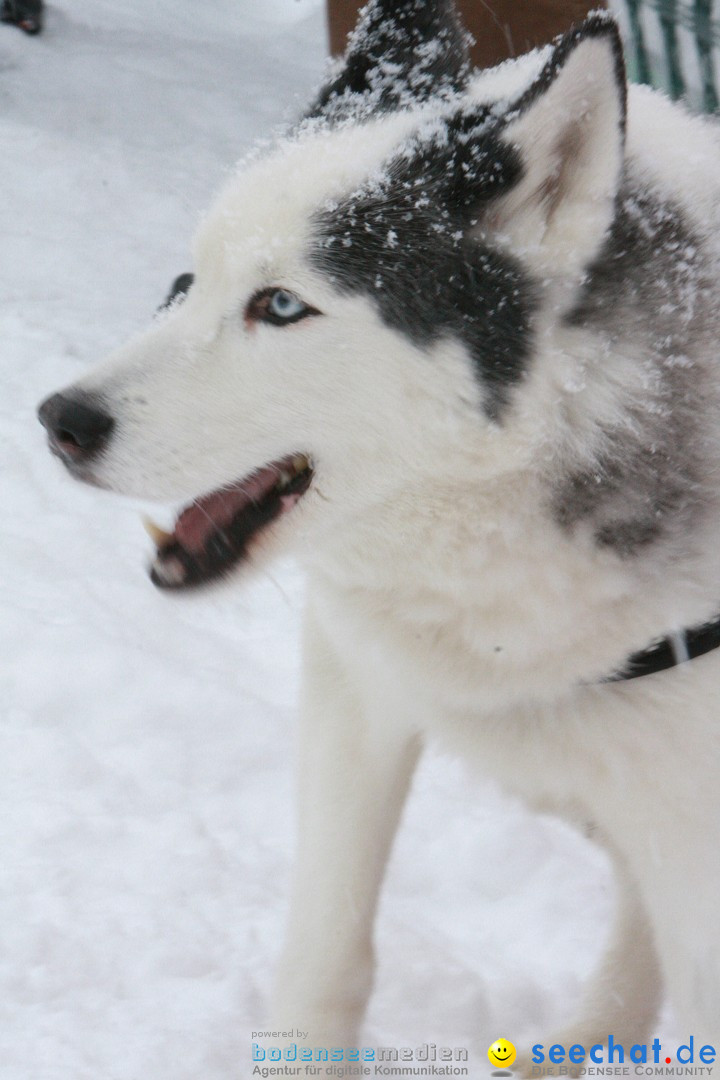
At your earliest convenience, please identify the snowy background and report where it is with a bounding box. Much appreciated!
[0,3,677,1078]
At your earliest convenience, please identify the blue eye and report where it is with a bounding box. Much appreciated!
[269,289,305,319]
[247,287,321,327]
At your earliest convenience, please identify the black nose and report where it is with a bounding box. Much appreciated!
[38,392,115,460]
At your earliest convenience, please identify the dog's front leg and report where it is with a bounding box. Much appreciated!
[271,602,422,1046]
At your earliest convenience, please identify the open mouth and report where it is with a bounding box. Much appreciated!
[144,453,313,590]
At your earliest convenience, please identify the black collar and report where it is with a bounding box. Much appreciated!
[607,615,720,682]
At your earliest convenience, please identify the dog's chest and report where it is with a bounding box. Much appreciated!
[307,570,570,726]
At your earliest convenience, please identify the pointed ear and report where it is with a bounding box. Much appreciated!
[306,0,470,120]
[486,16,627,280]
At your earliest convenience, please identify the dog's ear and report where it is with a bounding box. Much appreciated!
[306,0,470,120]
[483,16,627,280]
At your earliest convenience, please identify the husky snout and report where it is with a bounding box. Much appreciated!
[38,391,115,475]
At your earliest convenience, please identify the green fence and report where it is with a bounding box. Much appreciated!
[611,0,720,110]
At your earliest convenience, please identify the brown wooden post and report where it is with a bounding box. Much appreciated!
[327,1,606,68]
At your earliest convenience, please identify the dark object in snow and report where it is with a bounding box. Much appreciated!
[1,0,43,35]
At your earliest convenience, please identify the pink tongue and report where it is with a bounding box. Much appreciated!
[174,465,280,554]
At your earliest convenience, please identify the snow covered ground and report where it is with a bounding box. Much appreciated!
[0,4,676,1078]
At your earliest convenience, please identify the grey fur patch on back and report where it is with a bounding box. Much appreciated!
[554,182,712,556]
[554,441,699,557]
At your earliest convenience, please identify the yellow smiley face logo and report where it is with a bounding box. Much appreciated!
[488,1039,517,1069]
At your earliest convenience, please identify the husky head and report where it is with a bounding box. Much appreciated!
[38,1,627,591]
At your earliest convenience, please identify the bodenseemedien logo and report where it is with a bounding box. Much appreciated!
[251,1040,470,1076]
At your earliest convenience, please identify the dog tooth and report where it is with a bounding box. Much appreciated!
[277,470,292,489]
[292,454,309,471]
[152,556,186,586]
[142,514,174,548]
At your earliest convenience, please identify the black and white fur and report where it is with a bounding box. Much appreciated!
[38,0,720,1061]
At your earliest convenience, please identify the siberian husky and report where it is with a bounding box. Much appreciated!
[38,0,720,1061]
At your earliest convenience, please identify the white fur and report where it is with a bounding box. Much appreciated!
[488,35,625,282]
[46,24,720,1062]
